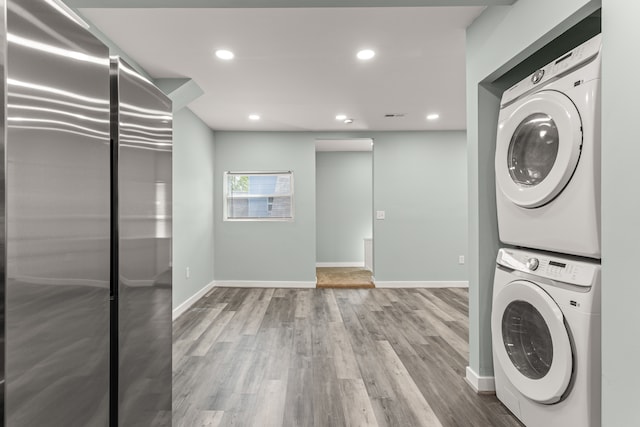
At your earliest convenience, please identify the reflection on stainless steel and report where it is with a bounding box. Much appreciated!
[11,92,109,112]
[120,144,172,153]
[42,0,90,29]
[8,32,107,65]
[8,104,110,123]
[6,0,111,425]
[7,75,111,143]
[121,127,172,137]
[7,117,110,136]
[0,0,5,422]
[9,0,90,54]
[3,1,172,425]
[8,78,110,104]
[156,182,170,238]
[120,134,172,144]
[121,122,171,133]
[8,125,109,141]
[113,57,172,426]
[121,109,172,121]
[120,102,172,118]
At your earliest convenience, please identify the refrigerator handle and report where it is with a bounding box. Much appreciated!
[110,134,118,300]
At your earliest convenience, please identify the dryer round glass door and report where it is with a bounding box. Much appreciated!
[495,90,582,208]
[491,280,573,404]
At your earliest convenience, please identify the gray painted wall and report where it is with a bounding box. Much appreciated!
[172,108,216,309]
[371,131,467,282]
[213,130,467,283]
[213,132,317,282]
[316,151,372,265]
[601,1,640,425]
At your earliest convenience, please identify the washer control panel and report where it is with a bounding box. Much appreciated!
[501,33,602,106]
[525,257,539,271]
[497,248,599,287]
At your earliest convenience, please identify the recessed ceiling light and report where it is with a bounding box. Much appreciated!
[336,114,347,121]
[249,114,260,121]
[215,49,234,60]
[344,118,354,124]
[357,49,375,60]
[426,113,440,120]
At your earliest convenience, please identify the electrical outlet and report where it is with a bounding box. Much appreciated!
[186,266,190,279]
[376,210,386,220]
[458,255,465,265]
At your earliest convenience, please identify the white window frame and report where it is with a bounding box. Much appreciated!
[223,171,295,221]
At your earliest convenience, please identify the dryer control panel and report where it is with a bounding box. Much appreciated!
[501,33,602,107]
[497,248,600,287]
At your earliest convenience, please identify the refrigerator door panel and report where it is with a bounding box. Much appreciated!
[0,1,5,422]
[5,1,111,426]
[113,58,172,426]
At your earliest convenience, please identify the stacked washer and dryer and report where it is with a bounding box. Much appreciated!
[492,34,602,427]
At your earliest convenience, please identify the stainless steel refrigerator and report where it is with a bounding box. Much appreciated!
[3,0,173,425]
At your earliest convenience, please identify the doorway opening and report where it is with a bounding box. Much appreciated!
[315,138,373,288]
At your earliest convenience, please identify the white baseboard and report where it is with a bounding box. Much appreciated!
[316,262,365,268]
[12,275,108,288]
[121,278,155,288]
[465,366,495,393]
[172,280,216,321]
[215,280,316,289]
[373,280,469,288]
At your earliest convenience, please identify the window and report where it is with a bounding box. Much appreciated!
[224,171,294,221]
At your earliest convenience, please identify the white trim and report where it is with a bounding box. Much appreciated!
[373,280,469,288]
[315,262,365,268]
[215,280,316,289]
[172,280,216,321]
[465,366,496,393]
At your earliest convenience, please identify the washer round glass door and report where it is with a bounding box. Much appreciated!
[491,280,573,404]
[495,90,582,208]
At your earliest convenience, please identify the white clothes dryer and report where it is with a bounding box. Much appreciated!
[495,34,601,258]
[492,248,601,427]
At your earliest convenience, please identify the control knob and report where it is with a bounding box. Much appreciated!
[531,69,545,84]
[526,258,540,271]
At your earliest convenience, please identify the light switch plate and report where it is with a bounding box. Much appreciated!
[376,210,385,220]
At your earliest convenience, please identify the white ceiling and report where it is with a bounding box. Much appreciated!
[81,7,484,131]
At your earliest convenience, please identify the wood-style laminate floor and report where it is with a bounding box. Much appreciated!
[173,287,523,427]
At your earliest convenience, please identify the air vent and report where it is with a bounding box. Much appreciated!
[384,113,406,118]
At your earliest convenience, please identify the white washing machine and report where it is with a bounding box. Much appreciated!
[495,34,601,259]
[492,248,601,427]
